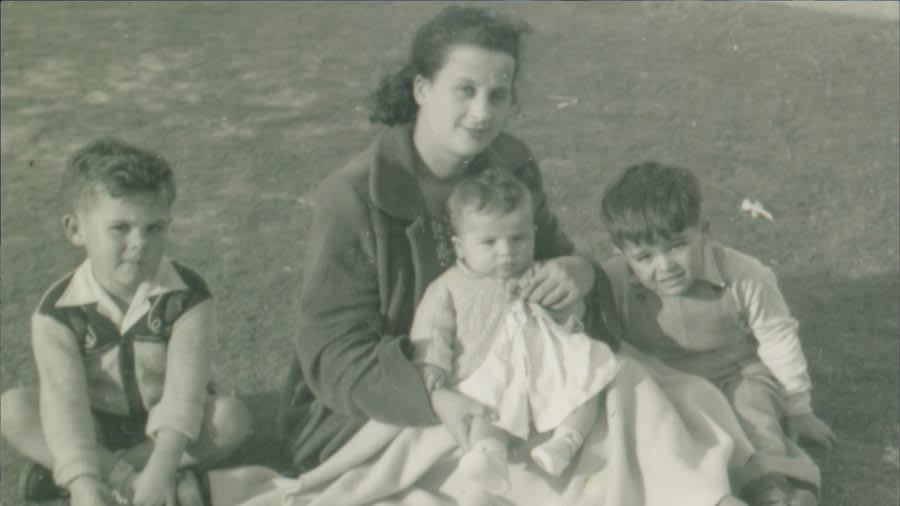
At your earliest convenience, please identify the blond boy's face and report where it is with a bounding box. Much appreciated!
[65,186,171,304]
[452,203,535,280]
[618,225,705,297]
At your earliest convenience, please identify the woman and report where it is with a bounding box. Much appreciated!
[232,6,754,506]
[278,5,600,474]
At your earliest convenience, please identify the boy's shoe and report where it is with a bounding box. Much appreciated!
[19,461,69,502]
[458,440,510,495]
[530,429,583,477]
[740,473,792,506]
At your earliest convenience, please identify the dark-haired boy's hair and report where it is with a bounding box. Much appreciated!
[600,162,702,248]
[63,137,176,210]
[447,169,533,233]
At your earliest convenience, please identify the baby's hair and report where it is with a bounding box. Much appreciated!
[63,137,176,210]
[369,6,530,126]
[600,161,702,248]
[447,169,533,233]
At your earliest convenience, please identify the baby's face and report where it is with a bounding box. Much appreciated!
[618,225,704,297]
[453,204,535,280]
[68,186,171,303]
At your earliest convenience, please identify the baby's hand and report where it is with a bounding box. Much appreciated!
[785,412,837,450]
[423,365,449,392]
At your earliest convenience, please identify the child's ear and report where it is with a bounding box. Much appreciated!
[62,214,85,246]
[413,75,431,106]
[451,236,463,259]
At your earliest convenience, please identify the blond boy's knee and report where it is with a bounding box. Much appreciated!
[209,396,252,447]
[0,387,39,438]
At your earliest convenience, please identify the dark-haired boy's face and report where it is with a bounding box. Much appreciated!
[66,186,170,304]
[618,226,704,296]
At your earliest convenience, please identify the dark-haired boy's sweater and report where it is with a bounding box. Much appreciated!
[603,241,819,487]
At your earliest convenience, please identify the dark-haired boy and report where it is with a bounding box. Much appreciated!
[600,162,836,506]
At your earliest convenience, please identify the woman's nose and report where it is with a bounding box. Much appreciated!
[468,93,491,121]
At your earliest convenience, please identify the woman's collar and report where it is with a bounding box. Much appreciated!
[369,124,427,221]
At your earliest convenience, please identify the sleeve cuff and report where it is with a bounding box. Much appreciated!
[145,397,206,441]
[54,451,102,487]
[784,390,812,416]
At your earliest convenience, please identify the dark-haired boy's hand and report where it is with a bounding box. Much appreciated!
[785,412,837,450]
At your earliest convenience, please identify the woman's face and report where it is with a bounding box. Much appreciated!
[413,45,516,175]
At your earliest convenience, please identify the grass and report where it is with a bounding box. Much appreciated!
[2,2,898,504]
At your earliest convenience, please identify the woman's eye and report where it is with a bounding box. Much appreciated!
[457,86,475,98]
[111,225,128,233]
[490,89,510,105]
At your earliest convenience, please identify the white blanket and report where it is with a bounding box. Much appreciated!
[210,346,755,506]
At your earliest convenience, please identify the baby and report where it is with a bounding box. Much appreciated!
[410,169,619,494]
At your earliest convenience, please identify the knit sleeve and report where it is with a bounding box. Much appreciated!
[409,277,456,373]
[145,299,213,441]
[731,258,812,415]
[31,311,103,486]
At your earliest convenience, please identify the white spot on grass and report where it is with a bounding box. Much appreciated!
[139,54,168,73]
[882,445,899,469]
[85,91,110,104]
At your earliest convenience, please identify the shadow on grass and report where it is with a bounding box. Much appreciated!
[779,272,899,504]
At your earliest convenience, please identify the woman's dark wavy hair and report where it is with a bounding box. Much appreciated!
[600,162,702,248]
[369,6,530,126]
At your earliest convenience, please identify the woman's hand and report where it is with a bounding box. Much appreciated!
[785,412,837,450]
[422,365,449,392]
[520,256,595,310]
[430,389,489,451]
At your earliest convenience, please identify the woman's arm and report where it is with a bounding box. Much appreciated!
[294,174,436,426]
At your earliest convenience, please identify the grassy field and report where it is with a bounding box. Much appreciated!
[1,2,898,504]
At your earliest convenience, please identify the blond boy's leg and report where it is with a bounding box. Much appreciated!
[181,395,252,468]
[1,387,56,469]
[1,388,251,471]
